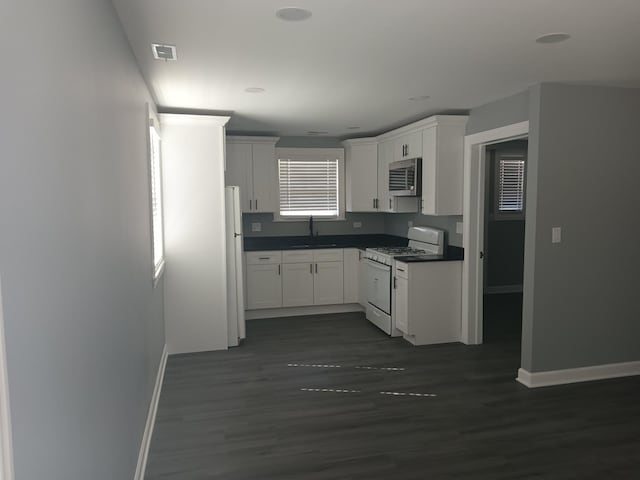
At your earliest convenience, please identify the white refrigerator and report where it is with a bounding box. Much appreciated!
[225,186,246,347]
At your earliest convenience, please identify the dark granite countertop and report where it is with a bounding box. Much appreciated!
[394,245,464,263]
[243,234,408,252]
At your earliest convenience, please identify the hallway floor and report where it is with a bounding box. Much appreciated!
[145,313,640,479]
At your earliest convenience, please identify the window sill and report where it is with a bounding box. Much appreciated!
[272,215,346,223]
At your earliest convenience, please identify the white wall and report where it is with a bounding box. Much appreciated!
[161,115,230,354]
[0,1,165,478]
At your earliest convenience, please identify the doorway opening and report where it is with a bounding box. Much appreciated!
[482,140,527,345]
[461,120,529,347]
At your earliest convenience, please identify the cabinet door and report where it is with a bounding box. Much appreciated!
[226,142,253,212]
[282,263,315,307]
[358,252,368,308]
[314,262,344,305]
[251,143,277,213]
[246,264,282,309]
[377,140,393,212]
[395,131,423,161]
[346,143,378,212]
[394,275,409,334]
[343,249,359,303]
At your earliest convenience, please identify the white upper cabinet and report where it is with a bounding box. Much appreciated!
[420,116,468,215]
[225,136,279,213]
[344,138,378,212]
[394,130,423,161]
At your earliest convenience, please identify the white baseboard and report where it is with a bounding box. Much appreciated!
[134,344,168,480]
[516,360,640,388]
[484,284,523,294]
[246,303,364,320]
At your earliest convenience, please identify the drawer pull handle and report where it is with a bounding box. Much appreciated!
[397,268,405,272]
[259,257,270,260]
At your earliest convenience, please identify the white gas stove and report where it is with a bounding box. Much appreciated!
[364,227,445,335]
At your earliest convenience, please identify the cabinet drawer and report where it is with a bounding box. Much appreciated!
[395,261,409,279]
[282,250,314,264]
[313,249,343,262]
[246,251,282,265]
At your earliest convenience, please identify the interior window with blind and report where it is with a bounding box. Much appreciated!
[496,152,526,216]
[277,149,343,218]
[149,122,165,281]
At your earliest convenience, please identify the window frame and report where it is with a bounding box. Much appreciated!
[274,147,346,222]
[148,106,165,284]
[492,150,526,221]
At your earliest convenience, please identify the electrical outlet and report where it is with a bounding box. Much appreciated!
[552,226,561,244]
[353,221,362,228]
[456,222,463,234]
[408,221,414,227]
[251,222,262,232]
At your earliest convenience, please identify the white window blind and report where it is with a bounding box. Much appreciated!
[149,125,165,278]
[278,157,339,217]
[498,155,525,212]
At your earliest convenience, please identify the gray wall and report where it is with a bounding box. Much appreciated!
[522,84,640,372]
[466,91,530,135]
[1,1,164,479]
[384,214,463,247]
[243,213,386,237]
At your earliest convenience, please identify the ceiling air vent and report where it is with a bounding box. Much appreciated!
[151,43,177,61]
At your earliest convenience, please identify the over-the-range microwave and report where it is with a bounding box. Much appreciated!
[388,158,422,196]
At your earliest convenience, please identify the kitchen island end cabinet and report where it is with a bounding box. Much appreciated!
[392,259,461,345]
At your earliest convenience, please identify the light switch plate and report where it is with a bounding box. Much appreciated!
[353,221,362,228]
[552,226,561,243]
[456,222,463,234]
[251,222,262,232]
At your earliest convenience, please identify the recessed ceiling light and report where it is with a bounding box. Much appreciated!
[276,7,312,22]
[408,95,430,101]
[346,126,361,130]
[245,87,266,93]
[151,43,177,61]
[535,33,571,44]
[307,131,328,136]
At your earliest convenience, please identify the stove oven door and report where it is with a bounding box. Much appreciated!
[366,259,391,314]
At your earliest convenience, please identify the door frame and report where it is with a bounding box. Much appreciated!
[461,121,529,345]
[0,276,15,480]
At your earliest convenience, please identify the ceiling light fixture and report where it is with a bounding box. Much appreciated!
[276,7,312,22]
[408,95,430,101]
[244,87,266,93]
[535,33,571,44]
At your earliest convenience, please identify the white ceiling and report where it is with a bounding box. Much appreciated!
[112,0,640,137]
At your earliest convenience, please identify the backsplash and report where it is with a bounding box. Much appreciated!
[384,213,463,247]
[242,213,386,237]
[243,212,463,247]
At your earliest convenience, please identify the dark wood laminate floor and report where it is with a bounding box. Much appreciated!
[145,313,640,479]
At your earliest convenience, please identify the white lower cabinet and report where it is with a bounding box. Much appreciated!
[246,249,346,310]
[393,271,409,334]
[357,250,368,308]
[246,264,282,309]
[314,261,344,305]
[343,248,360,304]
[282,262,314,307]
[392,260,462,345]
[245,251,282,309]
